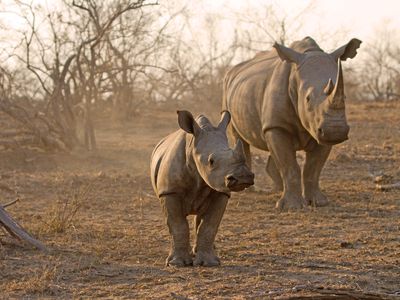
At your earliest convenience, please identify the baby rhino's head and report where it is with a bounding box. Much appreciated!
[177,110,254,193]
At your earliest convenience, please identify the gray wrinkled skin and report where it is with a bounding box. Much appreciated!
[222,37,361,211]
[150,110,254,267]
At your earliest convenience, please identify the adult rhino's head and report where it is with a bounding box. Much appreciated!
[274,37,362,145]
[177,110,254,193]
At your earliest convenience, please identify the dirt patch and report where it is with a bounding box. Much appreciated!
[1,101,400,299]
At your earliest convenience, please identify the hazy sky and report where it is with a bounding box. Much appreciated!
[275,0,400,41]
[3,0,400,34]
[1,0,399,65]
[196,0,400,44]
[2,0,399,44]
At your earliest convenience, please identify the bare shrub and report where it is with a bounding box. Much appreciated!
[355,24,400,101]
[41,180,92,234]
[0,0,163,151]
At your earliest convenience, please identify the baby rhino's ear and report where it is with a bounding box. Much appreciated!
[177,110,201,136]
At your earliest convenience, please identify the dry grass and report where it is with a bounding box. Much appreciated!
[40,180,92,234]
[4,265,59,295]
[0,101,399,299]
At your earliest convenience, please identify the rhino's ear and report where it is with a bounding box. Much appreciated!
[330,38,362,61]
[273,42,304,65]
[177,110,200,135]
[217,110,231,131]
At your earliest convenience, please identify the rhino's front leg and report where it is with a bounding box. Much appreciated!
[161,195,192,267]
[194,193,228,267]
[266,155,283,192]
[303,145,331,207]
[265,129,307,211]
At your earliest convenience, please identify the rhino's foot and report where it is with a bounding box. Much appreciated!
[166,251,193,267]
[275,194,307,211]
[193,250,220,267]
[305,190,329,207]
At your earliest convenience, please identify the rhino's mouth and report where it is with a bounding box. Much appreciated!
[225,172,255,192]
[317,136,348,146]
[229,183,253,192]
[227,178,254,191]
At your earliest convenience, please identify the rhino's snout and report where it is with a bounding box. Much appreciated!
[225,171,255,192]
[317,123,349,145]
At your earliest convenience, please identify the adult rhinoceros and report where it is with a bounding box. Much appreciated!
[222,37,361,210]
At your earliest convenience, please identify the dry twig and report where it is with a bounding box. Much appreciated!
[3,199,20,208]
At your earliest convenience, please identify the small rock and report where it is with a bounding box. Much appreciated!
[373,174,393,184]
[340,241,354,249]
[382,141,393,150]
[292,285,308,292]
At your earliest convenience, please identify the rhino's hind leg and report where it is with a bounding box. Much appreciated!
[302,145,331,207]
[194,193,228,267]
[266,155,283,192]
[161,195,193,267]
[192,215,201,254]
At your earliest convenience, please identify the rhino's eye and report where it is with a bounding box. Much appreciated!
[208,155,215,167]
[306,95,311,102]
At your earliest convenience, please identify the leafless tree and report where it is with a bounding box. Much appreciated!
[148,10,239,116]
[102,5,176,121]
[233,0,317,53]
[0,0,160,151]
[356,25,400,101]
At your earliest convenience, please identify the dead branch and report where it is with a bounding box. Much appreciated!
[0,204,47,252]
[3,199,20,208]
[0,98,69,151]
[376,182,400,191]
[304,287,398,299]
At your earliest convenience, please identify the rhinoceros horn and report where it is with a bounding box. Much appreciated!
[324,78,334,95]
[233,139,245,160]
[328,59,345,109]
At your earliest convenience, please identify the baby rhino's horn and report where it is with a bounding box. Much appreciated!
[233,139,245,160]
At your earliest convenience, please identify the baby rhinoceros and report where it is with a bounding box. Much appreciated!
[150,110,254,267]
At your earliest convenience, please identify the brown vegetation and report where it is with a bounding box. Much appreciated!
[1,101,399,298]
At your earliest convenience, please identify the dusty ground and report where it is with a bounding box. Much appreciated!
[0,101,399,299]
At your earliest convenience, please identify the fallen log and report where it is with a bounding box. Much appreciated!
[283,286,398,299]
[0,204,47,252]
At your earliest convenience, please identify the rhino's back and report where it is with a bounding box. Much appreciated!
[223,50,279,150]
[150,130,191,198]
